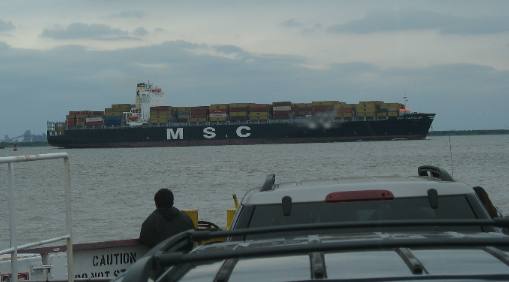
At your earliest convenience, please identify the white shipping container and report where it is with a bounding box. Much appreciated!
[273,106,292,112]
[85,117,104,123]
[209,112,228,118]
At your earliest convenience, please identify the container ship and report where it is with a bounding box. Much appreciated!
[47,82,435,148]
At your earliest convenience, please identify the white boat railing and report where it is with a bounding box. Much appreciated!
[0,153,74,282]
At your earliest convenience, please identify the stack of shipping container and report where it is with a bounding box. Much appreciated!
[174,107,191,122]
[336,104,355,120]
[311,101,340,118]
[312,101,338,112]
[380,103,403,118]
[209,104,228,122]
[66,112,78,128]
[66,100,407,129]
[66,111,104,128]
[248,104,271,121]
[272,101,292,120]
[293,103,313,118]
[229,103,250,121]
[190,106,209,123]
[149,106,173,125]
[355,101,382,120]
[104,104,130,126]
[145,101,404,124]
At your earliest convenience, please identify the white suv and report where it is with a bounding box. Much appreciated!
[230,166,499,236]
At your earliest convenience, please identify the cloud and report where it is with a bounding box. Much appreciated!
[0,19,15,32]
[281,18,322,33]
[329,10,509,35]
[41,23,132,40]
[132,27,148,37]
[109,10,145,19]
[214,45,244,54]
[0,40,508,137]
[281,18,305,29]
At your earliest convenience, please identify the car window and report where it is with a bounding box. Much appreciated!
[246,195,480,237]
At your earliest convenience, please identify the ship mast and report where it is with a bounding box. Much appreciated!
[135,81,164,123]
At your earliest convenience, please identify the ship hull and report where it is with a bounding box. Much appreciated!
[47,114,435,148]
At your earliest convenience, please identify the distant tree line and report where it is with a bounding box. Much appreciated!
[429,129,509,136]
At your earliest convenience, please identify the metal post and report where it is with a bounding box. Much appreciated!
[7,162,18,282]
[64,156,74,282]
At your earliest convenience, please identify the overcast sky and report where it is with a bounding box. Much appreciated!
[1,0,508,137]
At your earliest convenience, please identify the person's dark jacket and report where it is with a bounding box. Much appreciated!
[139,207,194,247]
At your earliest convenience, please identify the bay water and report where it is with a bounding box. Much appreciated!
[1,135,508,249]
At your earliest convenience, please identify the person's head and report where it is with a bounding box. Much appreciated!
[154,188,174,208]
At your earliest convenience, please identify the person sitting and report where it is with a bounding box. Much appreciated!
[139,188,194,248]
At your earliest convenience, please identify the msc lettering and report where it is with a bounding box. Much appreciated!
[167,126,251,140]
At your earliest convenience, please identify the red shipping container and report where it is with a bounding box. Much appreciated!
[273,112,290,119]
[312,105,335,112]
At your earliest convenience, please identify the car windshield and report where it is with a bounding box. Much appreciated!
[245,195,481,238]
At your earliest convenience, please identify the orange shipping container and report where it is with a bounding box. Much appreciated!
[249,104,271,111]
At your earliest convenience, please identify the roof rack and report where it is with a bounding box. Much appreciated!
[120,218,509,282]
[156,236,509,266]
[260,174,276,191]
[418,165,454,181]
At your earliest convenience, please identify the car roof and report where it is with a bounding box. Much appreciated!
[174,232,509,281]
[242,176,475,205]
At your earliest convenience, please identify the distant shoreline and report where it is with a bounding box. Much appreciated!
[429,129,509,136]
[0,141,49,148]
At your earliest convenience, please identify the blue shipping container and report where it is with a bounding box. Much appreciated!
[104,116,122,126]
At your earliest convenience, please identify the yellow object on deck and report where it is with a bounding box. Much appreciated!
[226,193,239,230]
[226,208,236,230]
[182,209,199,228]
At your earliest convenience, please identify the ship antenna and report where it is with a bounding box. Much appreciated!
[448,135,454,177]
